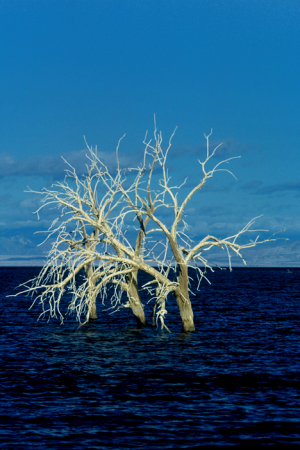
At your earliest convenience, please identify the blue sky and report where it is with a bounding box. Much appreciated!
[0,0,299,266]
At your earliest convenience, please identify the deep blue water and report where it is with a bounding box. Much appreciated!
[1,267,300,449]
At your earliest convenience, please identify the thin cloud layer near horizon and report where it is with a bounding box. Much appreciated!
[0,0,299,266]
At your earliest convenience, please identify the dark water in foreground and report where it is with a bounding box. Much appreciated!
[1,267,300,449]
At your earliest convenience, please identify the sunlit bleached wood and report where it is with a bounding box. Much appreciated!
[11,122,283,333]
[12,139,179,328]
[133,122,284,332]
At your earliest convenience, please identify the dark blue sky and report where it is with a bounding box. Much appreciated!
[0,0,299,265]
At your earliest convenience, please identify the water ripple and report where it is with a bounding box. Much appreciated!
[1,267,300,448]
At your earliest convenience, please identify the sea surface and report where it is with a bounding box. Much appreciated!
[1,267,300,449]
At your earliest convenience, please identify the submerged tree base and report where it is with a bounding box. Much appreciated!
[181,322,195,333]
[88,316,98,322]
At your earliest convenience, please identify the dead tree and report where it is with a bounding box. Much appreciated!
[12,124,282,332]
[131,124,283,332]
[13,139,176,328]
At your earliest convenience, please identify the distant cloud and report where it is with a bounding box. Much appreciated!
[172,137,251,160]
[210,138,251,160]
[0,148,135,179]
[201,181,236,193]
[241,180,263,191]
[258,181,300,194]
[0,234,40,256]
[0,136,251,184]
[193,239,299,268]
[0,151,79,177]
[0,219,52,230]
[241,180,300,195]
[20,196,42,210]
[185,204,232,217]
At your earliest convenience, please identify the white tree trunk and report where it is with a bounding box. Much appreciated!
[173,267,195,332]
[84,262,98,320]
[127,271,147,326]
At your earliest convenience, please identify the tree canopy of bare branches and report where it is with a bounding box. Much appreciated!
[12,122,283,332]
